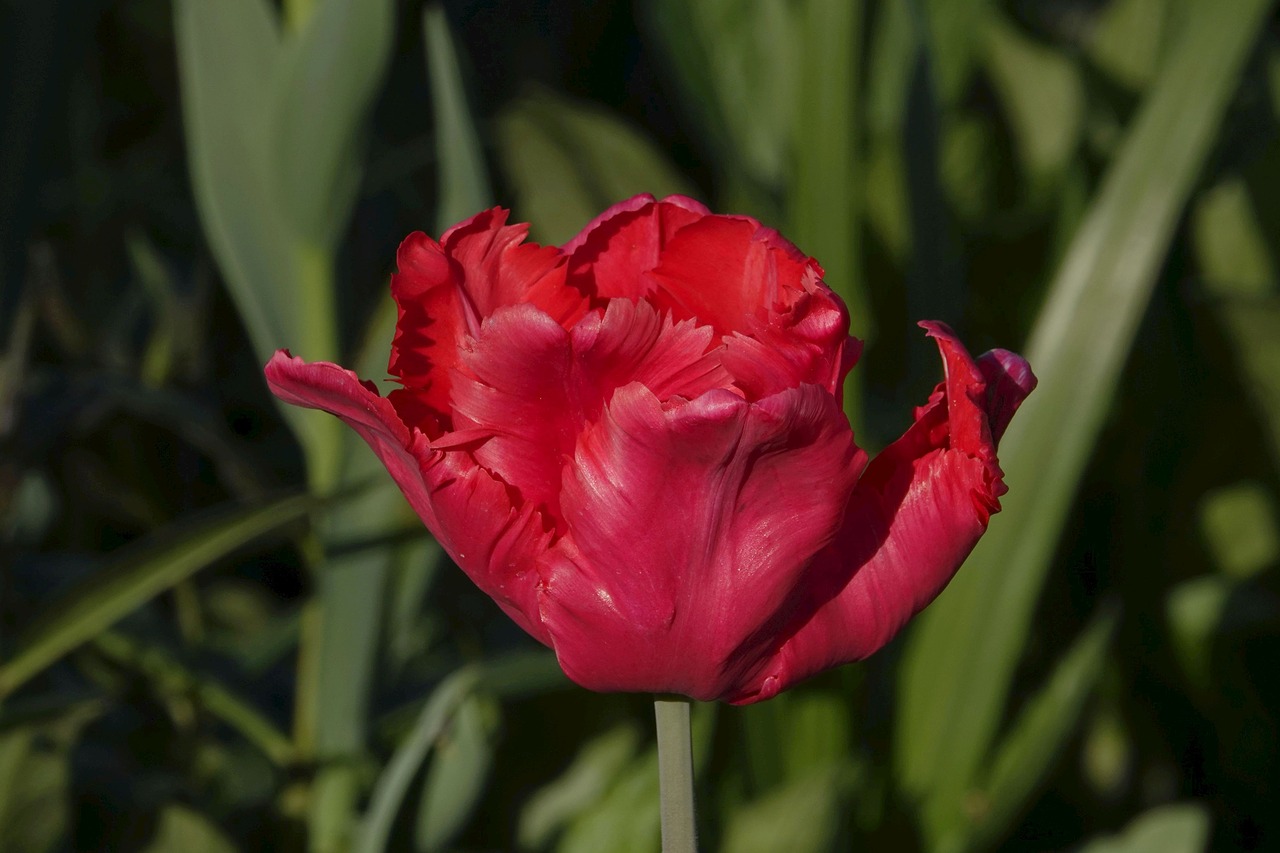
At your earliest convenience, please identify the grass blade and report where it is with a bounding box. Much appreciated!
[270,0,394,248]
[91,630,296,767]
[355,668,480,853]
[967,608,1118,851]
[0,494,310,699]
[422,2,492,230]
[495,88,693,245]
[895,1,1276,845]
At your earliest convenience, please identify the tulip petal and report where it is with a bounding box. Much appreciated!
[447,299,733,525]
[646,215,818,339]
[388,209,584,433]
[264,350,552,644]
[721,287,856,400]
[539,382,864,700]
[564,194,711,300]
[730,327,1036,702]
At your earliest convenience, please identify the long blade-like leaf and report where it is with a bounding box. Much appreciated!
[301,9,491,848]
[423,2,492,231]
[0,494,310,699]
[270,0,394,248]
[895,2,1275,846]
[967,608,1118,852]
[356,668,481,853]
[173,0,295,362]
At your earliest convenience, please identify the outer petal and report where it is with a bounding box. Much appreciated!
[539,382,864,700]
[264,350,552,644]
[727,325,1036,703]
[564,194,710,300]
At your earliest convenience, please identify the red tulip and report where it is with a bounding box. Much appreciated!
[265,194,1035,704]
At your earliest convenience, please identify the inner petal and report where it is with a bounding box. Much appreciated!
[565,195,710,300]
[445,299,732,528]
[645,216,815,339]
[386,209,587,435]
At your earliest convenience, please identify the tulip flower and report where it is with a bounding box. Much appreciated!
[265,194,1035,705]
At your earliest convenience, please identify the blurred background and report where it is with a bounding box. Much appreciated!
[2,0,1278,850]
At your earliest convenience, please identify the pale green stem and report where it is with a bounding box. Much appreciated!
[655,697,697,852]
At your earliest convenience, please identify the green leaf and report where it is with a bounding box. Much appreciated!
[0,703,99,853]
[422,2,492,231]
[1197,482,1280,580]
[966,609,1118,852]
[1077,803,1211,853]
[1166,575,1280,691]
[0,493,310,699]
[414,692,500,852]
[495,88,694,246]
[172,0,295,361]
[895,2,1276,847]
[644,0,799,192]
[1193,176,1276,297]
[91,630,296,767]
[270,0,395,247]
[141,805,238,853]
[1211,297,1280,463]
[787,0,868,429]
[720,762,856,853]
[1088,0,1171,93]
[553,703,715,853]
[173,0,343,482]
[519,724,643,850]
[356,667,481,853]
[924,0,996,107]
[981,13,1084,188]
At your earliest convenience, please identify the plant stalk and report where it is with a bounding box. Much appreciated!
[655,696,697,852]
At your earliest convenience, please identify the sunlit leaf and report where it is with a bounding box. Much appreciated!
[1077,803,1211,853]
[414,693,500,851]
[896,3,1276,849]
[496,88,694,246]
[519,724,643,850]
[982,13,1084,188]
[141,805,238,853]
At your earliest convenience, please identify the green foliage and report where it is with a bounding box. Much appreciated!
[5,0,1280,850]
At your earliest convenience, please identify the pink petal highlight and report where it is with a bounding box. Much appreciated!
[540,382,863,700]
[447,299,734,526]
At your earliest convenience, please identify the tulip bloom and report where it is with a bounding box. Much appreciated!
[266,194,1035,704]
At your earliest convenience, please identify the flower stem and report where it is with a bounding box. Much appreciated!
[654,696,697,852]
